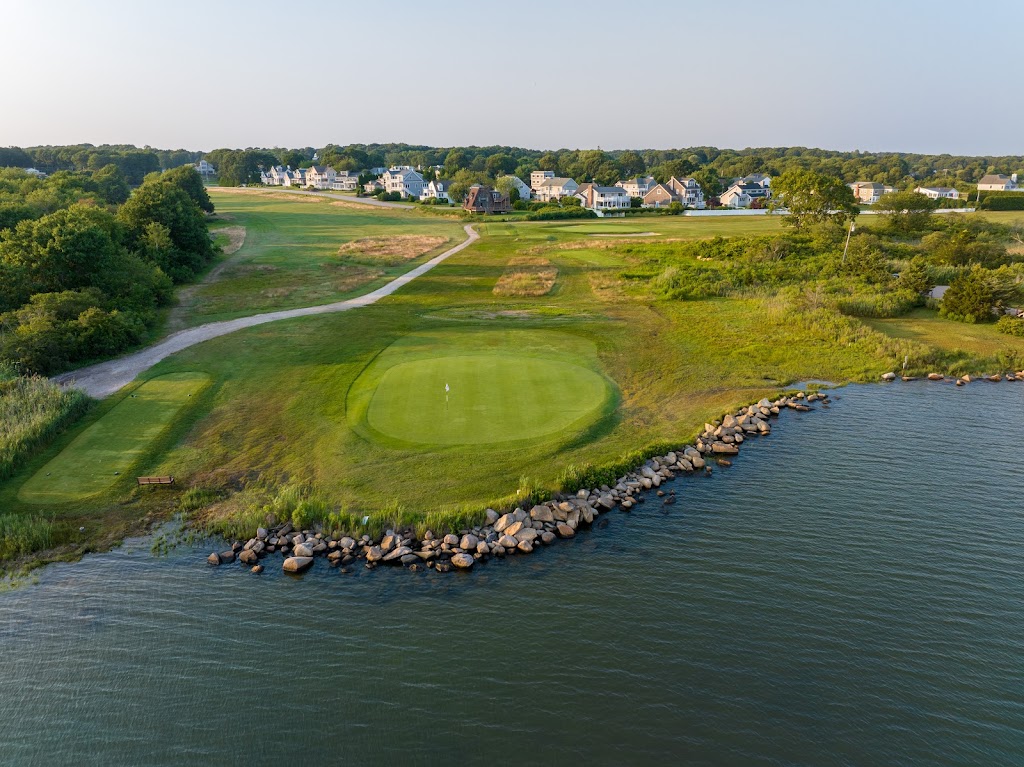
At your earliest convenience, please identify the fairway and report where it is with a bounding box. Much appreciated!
[367,356,610,445]
[19,373,210,504]
[349,329,615,447]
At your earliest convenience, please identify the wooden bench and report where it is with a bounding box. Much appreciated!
[137,476,175,486]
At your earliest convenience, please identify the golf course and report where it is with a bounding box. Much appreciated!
[3,188,1024,565]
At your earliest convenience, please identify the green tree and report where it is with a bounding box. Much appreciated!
[160,166,214,213]
[92,164,130,205]
[617,150,646,177]
[772,169,858,228]
[875,190,938,233]
[940,266,995,323]
[898,256,931,295]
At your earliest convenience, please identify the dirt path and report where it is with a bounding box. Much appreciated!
[167,226,248,333]
[54,225,479,399]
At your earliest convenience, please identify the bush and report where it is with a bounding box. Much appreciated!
[978,192,1024,211]
[996,315,1024,336]
[524,207,596,221]
[940,266,995,323]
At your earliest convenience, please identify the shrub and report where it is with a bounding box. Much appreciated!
[978,192,1024,211]
[996,315,1024,337]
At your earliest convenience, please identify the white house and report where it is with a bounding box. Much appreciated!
[304,165,337,189]
[499,175,531,201]
[915,186,960,200]
[977,173,1019,192]
[420,178,453,203]
[262,165,289,185]
[666,176,706,208]
[534,177,579,202]
[194,159,216,177]
[848,181,896,204]
[383,167,425,198]
[531,170,555,191]
[616,176,657,199]
[328,170,360,191]
[22,167,47,178]
[575,183,631,216]
[720,180,772,208]
[282,168,306,187]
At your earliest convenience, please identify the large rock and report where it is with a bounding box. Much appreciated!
[556,523,575,538]
[218,550,235,564]
[484,508,499,525]
[460,534,479,551]
[239,549,259,565]
[451,553,475,569]
[443,533,460,546]
[256,527,268,540]
[293,543,314,558]
[494,513,515,533]
[383,546,413,562]
[711,442,739,455]
[529,505,554,523]
[207,552,221,566]
[505,520,526,538]
[881,372,897,381]
[283,556,314,573]
[516,540,534,554]
[498,534,519,549]
[597,494,616,510]
[365,546,384,563]
[339,536,356,550]
[515,528,539,544]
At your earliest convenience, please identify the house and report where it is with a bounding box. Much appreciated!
[977,173,1019,192]
[383,167,425,198]
[720,180,772,208]
[915,186,960,200]
[194,159,216,177]
[616,176,657,199]
[463,184,511,214]
[262,165,290,186]
[575,183,631,216]
[848,181,896,204]
[328,170,360,191]
[534,177,579,202]
[531,170,555,191]
[642,183,677,208]
[282,168,306,187]
[666,176,706,208]
[22,167,47,178]
[305,165,337,189]
[420,178,453,203]
[499,175,531,201]
[737,173,771,190]
[363,179,384,194]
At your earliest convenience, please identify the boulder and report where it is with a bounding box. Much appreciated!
[460,534,479,551]
[256,527,268,540]
[598,494,616,510]
[293,543,314,558]
[239,549,259,565]
[494,513,515,533]
[218,550,235,564]
[540,531,556,545]
[327,550,343,563]
[711,442,739,455]
[556,523,575,538]
[927,373,944,381]
[451,553,475,569]
[516,540,534,554]
[881,372,897,381]
[365,546,384,563]
[515,528,539,544]
[530,505,554,523]
[381,533,399,553]
[206,552,221,566]
[505,520,526,538]
[498,534,519,549]
[383,546,413,562]
[339,536,356,550]
[250,565,263,574]
[484,508,499,525]
[476,541,490,556]
[443,533,460,546]
[283,556,314,573]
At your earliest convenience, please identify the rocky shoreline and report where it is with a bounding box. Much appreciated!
[882,370,1024,386]
[206,391,831,576]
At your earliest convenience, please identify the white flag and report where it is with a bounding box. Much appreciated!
[445,383,450,392]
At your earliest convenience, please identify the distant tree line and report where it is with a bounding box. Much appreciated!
[0,166,215,374]
[0,145,207,185]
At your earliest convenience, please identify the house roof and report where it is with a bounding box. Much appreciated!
[643,183,675,197]
[308,165,332,173]
[979,174,1011,184]
[595,186,628,195]
[538,177,576,188]
[918,186,956,193]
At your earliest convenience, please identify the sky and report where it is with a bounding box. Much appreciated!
[2,0,1022,156]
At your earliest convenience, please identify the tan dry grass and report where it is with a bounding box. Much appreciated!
[338,235,448,264]
[213,188,326,203]
[217,226,246,255]
[493,257,558,297]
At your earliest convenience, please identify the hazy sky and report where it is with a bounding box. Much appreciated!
[3,0,1021,155]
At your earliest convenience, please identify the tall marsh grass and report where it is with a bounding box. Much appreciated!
[0,513,71,562]
[0,367,91,480]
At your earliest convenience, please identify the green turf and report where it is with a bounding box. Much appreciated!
[864,308,1024,359]
[365,354,611,446]
[18,373,210,504]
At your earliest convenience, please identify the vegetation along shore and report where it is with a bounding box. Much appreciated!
[2,143,1024,578]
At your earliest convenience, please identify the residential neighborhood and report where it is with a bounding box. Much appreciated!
[241,154,1024,216]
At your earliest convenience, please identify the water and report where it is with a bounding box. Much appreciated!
[2,383,1023,766]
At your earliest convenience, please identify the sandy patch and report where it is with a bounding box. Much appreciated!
[589,232,659,237]
[338,235,449,265]
[494,257,558,297]
[215,226,246,255]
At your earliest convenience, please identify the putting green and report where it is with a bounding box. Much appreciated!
[19,372,211,504]
[349,330,615,447]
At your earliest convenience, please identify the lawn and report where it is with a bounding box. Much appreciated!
[180,189,465,326]
[18,373,211,504]
[864,308,1024,362]
[349,329,614,447]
